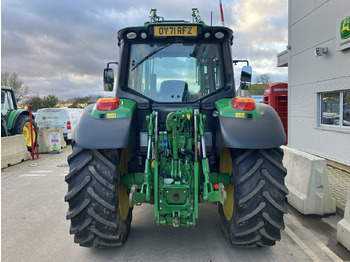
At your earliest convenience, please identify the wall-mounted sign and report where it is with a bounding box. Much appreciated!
[337,14,350,51]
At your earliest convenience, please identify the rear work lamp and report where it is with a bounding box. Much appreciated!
[232,97,256,111]
[96,98,120,111]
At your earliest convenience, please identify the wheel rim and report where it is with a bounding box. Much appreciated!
[119,148,131,220]
[23,122,35,147]
[119,185,129,220]
[220,148,234,220]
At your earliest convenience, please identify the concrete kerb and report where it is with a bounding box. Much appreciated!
[337,183,350,251]
[281,146,336,215]
[1,134,31,169]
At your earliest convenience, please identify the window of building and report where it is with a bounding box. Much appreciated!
[344,91,350,127]
[319,90,350,128]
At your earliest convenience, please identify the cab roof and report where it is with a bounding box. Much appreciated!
[117,8,233,45]
[1,86,14,91]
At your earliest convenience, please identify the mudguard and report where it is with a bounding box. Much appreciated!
[6,109,29,131]
[74,100,137,149]
[215,102,286,153]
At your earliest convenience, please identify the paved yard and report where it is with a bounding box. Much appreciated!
[328,166,350,216]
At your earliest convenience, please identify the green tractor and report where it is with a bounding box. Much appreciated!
[65,9,288,248]
[1,86,37,151]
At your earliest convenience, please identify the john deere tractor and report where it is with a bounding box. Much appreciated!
[1,86,37,150]
[65,9,288,248]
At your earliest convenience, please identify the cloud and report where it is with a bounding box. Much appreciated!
[68,74,96,84]
[225,0,288,84]
[1,0,288,99]
[23,75,106,99]
[231,0,288,42]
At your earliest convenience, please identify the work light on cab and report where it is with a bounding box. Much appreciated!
[232,97,256,111]
[127,32,137,39]
[96,98,120,111]
[215,31,224,39]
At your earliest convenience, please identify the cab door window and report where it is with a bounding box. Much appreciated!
[1,90,15,116]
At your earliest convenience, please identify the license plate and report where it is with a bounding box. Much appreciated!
[107,113,116,118]
[235,113,245,118]
[154,26,197,37]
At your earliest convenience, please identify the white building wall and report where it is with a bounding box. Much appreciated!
[288,0,350,166]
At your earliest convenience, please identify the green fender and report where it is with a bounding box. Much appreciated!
[74,99,137,149]
[215,98,286,153]
[6,109,28,133]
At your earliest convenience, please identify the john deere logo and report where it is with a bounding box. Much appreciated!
[340,16,350,39]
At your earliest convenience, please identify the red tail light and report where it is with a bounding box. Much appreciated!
[232,98,256,111]
[67,121,71,130]
[96,98,120,111]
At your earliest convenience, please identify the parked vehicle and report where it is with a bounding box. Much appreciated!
[36,108,83,140]
[1,86,37,151]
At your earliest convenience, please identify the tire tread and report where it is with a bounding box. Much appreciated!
[65,142,132,248]
[219,148,288,247]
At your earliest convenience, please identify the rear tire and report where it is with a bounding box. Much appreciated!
[219,148,288,247]
[65,141,132,247]
[12,114,37,151]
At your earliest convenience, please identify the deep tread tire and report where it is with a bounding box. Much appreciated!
[219,148,288,247]
[65,141,132,248]
[12,114,37,151]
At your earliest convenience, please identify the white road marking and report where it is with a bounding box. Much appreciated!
[20,174,47,177]
[29,170,53,173]
[20,173,67,177]
[284,226,321,262]
[285,215,343,262]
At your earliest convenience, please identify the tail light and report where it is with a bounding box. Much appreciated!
[96,98,120,111]
[232,98,256,111]
[67,121,71,130]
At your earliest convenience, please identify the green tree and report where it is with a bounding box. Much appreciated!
[25,95,44,111]
[255,74,271,85]
[249,84,266,95]
[1,72,29,102]
[43,94,59,108]
[69,96,101,108]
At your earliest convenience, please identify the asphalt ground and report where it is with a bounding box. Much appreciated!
[1,146,350,261]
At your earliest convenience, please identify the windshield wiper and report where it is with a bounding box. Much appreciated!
[132,43,172,71]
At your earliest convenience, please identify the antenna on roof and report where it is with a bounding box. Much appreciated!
[219,0,225,26]
[192,8,203,23]
[148,9,164,23]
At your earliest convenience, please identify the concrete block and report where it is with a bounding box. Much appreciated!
[282,146,336,215]
[337,183,350,251]
[1,134,31,169]
[37,129,66,154]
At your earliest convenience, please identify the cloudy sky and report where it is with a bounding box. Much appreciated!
[1,0,288,100]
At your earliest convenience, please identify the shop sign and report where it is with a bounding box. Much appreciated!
[337,15,350,51]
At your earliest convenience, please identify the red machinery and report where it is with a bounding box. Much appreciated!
[263,82,288,145]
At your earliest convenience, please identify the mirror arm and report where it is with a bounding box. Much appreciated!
[107,62,118,68]
[232,60,249,66]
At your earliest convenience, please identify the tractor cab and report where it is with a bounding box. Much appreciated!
[103,8,252,146]
[1,86,37,150]
[104,9,251,108]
